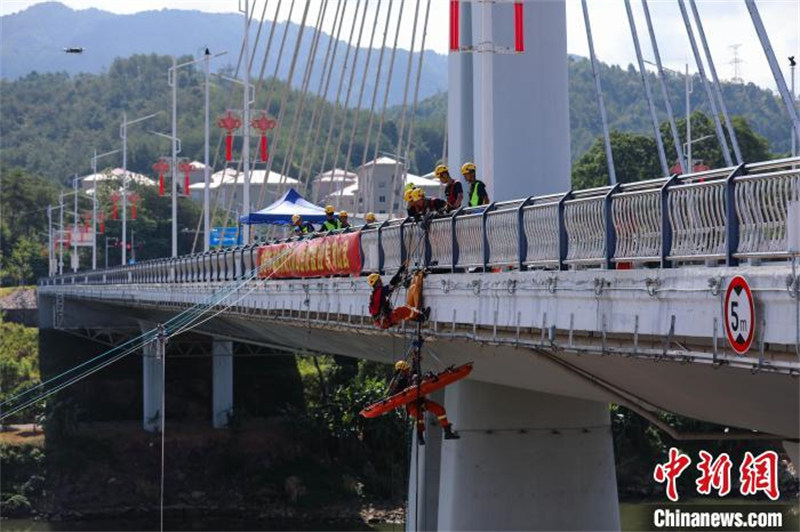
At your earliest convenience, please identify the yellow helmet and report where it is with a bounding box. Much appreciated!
[325,205,335,215]
[292,214,301,224]
[461,162,476,175]
[339,210,348,218]
[404,187,417,203]
[365,212,377,223]
[434,164,449,178]
[410,188,425,202]
[367,273,382,287]
[395,360,411,371]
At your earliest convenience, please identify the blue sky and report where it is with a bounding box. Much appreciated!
[2,0,798,90]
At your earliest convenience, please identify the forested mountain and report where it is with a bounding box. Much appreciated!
[0,2,448,105]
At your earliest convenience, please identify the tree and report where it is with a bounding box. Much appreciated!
[3,237,40,286]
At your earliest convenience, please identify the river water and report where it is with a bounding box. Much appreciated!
[4,501,798,531]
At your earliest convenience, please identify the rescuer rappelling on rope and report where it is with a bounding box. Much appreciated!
[388,359,460,445]
[367,266,429,330]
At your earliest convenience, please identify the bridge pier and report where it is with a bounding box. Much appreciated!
[435,381,620,531]
[212,339,234,428]
[142,335,163,432]
[407,391,444,532]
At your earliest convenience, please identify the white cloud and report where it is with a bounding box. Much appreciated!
[3,0,798,90]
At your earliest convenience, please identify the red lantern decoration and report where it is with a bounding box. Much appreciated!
[514,2,524,53]
[450,1,460,51]
[178,160,194,196]
[217,111,242,162]
[98,212,106,235]
[81,211,92,233]
[128,192,141,220]
[251,112,277,162]
[110,192,120,220]
[153,159,170,197]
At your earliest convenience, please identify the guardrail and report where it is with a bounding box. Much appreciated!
[41,157,800,286]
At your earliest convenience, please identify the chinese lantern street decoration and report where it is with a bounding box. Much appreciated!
[450,1,459,51]
[128,192,141,220]
[251,112,276,162]
[153,158,170,197]
[110,192,120,220]
[217,111,242,162]
[98,212,106,234]
[178,160,194,196]
[514,2,524,53]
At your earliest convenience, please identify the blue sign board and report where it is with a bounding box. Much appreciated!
[210,227,243,247]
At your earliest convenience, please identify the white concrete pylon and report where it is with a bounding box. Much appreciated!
[435,381,620,530]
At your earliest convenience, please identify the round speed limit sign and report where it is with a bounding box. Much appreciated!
[724,275,755,355]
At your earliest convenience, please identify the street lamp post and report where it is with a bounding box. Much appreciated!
[168,51,227,256]
[47,205,54,276]
[790,56,796,158]
[72,174,79,272]
[58,192,65,275]
[121,111,162,265]
[90,148,121,269]
[686,64,693,171]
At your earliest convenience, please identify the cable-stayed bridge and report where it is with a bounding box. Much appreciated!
[26,0,800,529]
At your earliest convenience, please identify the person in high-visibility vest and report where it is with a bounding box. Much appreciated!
[461,162,489,207]
[405,187,446,219]
[434,164,463,212]
[389,360,460,445]
[320,205,344,232]
[338,211,351,229]
[292,214,315,236]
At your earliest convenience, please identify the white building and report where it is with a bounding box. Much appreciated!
[80,168,156,194]
[311,168,357,203]
[322,157,442,216]
[188,168,299,211]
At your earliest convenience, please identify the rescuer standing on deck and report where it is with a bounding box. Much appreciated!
[434,164,463,212]
[461,162,490,207]
[389,360,460,445]
[320,205,343,232]
[291,214,315,236]
[405,187,446,219]
[338,211,351,229]
[367,267,428,329]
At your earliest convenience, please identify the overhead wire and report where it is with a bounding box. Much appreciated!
[1,236,314,421]
[297,0,349,199]
[254,0,313,210]
[363,0,406,215]
[340,0,386,211]
[313,0,365,202]
[329,0,371,203]
[352,0,396,213]
[388,0,422,217]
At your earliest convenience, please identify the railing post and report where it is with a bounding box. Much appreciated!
[451,207,463,273]
[604,183,621,270]
[660,175,679,268]
[725,163,747,266]
[423,220,432,269]
[558,191,573,271]
[517,196,535,271]
[377,220,389,274]
[399,217,409,268]
[482,203,496,271]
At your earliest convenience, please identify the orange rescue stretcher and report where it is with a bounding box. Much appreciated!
[359,362,473,419]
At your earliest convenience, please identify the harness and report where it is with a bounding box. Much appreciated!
[445,181,460,206]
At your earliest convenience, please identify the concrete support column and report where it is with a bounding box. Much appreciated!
[407,390,444,532]
[142,336,163,432]
[212,339,234,428]
[437,381,620,531]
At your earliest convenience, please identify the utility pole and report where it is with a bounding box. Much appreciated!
[120,111,161,265]
[791,56,797,158]
[686,64,693,171]
[90,148,121,270]
[47,205,54,276]
[241,0,252,244]
[171,56,178,258]
[58,192,64,275]
[72,174,79,272]
[204,49,212,252]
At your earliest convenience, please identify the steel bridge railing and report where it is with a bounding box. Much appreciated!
[41,157,800,287]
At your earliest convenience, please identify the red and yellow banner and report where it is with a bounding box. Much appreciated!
[256,232,362,279]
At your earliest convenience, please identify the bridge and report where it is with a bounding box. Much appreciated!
[26,0,800,529]
[39,156,800,529]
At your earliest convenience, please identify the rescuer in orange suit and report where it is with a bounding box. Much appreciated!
[389,360,459,445]
[367,267,428,329]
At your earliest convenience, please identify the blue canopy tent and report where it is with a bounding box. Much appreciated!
[238,188,332,225]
